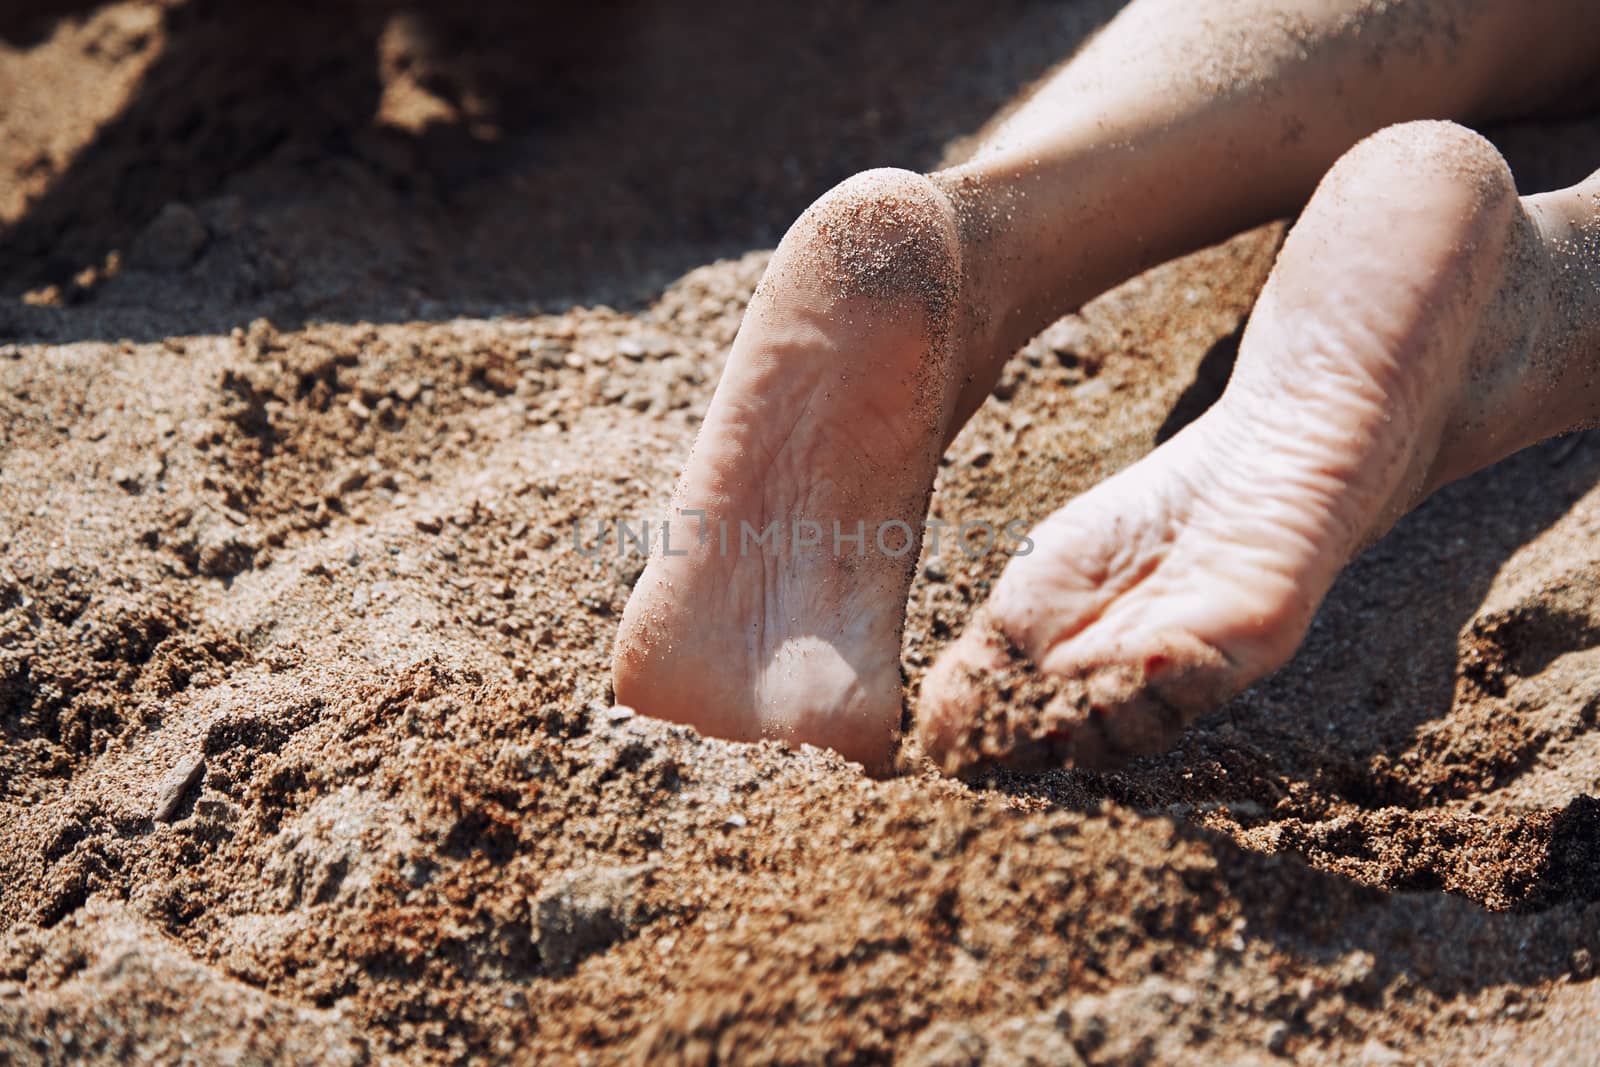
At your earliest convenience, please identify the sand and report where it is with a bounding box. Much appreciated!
[2,1,1598,1063]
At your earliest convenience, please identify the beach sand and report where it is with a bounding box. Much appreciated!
[2,1,1597,1062]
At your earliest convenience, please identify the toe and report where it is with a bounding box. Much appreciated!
[916,611,1242,775]
[914,613,1013,772]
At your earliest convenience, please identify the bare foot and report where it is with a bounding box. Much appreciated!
[918,122,1600,774]
[613,169,981,771]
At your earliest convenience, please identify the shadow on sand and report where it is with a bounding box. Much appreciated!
[1,0,1122,343]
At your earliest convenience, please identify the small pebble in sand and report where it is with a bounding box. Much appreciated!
[151,752,205,822]
[195,523,259,578]
[130,202,208,271]
[323,469,365,502]
[604,705,637,724]
[532,863,655,973]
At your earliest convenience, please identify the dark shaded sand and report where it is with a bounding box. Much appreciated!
[2,2,1598,1063]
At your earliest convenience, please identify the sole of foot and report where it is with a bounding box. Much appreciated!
[613,168,979,772]
[917,121,1587,775]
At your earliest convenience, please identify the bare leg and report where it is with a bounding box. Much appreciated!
[920,124,1600,772]
[613,0,1600,770]
[944,0,1600,424]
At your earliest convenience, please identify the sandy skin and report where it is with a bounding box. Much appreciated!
[613,0,1600,772]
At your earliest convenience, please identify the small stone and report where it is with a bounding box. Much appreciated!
[1039,317,1093,359]
[605,705,636,724]
[1265,1021,1291,1057]
[532,863,655,973]
[323,469,366,502]
[152,752,205,822]
[923,561,948,583]
[616,337,647,361]
[394,378,422,402]
[724,812,748,829]
[346,397,372,420]
[130,203,208,270]
[1335,950,1378,994]
[531,528,556,550]
[196,523,259,578]
[414,515,443,534]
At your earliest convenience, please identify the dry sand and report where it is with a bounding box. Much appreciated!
[2,1,1598,1063]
